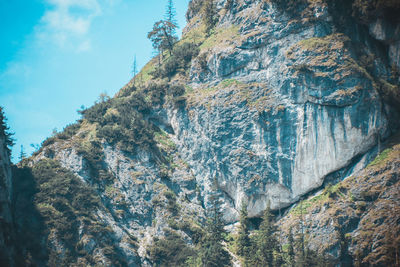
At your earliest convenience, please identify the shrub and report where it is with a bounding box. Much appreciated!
[148,229,196,267]
[79,99,112,125]
[173,42,200,65]
[151,42,200,79]
[12,159,122,265]
[56,122,81,140]
[168,84,185,97]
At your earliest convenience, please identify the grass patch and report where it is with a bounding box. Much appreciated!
[200,25,240,51]
[154,130,176,152]
[367,148,393,167]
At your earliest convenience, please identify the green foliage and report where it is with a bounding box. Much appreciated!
[164,190,180,216]
[148,20,178,55]
[148,229,196,267]
[367,148,393,167]
[287,227,295,267]
[201,0,219,35]
[151,42,200,79]
[165,0,178,33]
[12,159,127,266]
[198,197,232,267]
[79,98,112,125]
[55,122,81,140]
[91,91,156,154]
[76,140,114,182]
[0,106,14,156]
[186,0,203,21]
[236,202,251,257]
[250,203,280,267]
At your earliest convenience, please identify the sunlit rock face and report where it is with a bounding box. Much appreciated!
[167,0,398,220]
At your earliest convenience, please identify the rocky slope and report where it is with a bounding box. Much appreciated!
[278,133,400,266]
[4,0,400,266]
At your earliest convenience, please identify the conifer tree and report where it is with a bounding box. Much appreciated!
[19,145,26,161]
[148,0,178,58]
[296,201,306,266]
[165,0,178,35]
[287,226,295,267]
[131,54,137,81]
[199,196,231,267]
[148,20,178,57]
[237,201,251,257]
[0,107,14,156]
[253,202,279,267]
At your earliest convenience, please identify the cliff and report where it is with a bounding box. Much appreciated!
[5,0,400,266]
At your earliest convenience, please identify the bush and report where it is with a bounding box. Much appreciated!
[56,122,81,140]
[151,42,200,79]
[79,99,112,125]
[12,159,112,265]
[168,84,185,97]
[148,229,196,267]
[173,42,200,65]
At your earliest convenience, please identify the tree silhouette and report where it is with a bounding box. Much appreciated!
[0,106,14,156]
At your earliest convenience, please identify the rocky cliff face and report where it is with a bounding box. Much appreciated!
[278,133,400,266]
[7,0,400,266]
[167,0,399,219]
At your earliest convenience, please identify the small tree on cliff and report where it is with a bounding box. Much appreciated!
[147,20,178,57]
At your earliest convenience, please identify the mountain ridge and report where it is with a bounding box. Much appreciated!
[1,0,400,266]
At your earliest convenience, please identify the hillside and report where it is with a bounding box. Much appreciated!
[2,0,400,266]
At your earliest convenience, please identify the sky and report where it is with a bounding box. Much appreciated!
[0,0,190,162]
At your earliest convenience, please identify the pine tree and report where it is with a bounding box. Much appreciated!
[165,0,178,36]
[147,20,178,57]
[253,202,279,267]
[19,145,26,161]
[199,196,231,267]
[287,226,295,267]
[237,201,251,257]
[296,201,306,266]
[131,54,137,81]
[0,107,14,156]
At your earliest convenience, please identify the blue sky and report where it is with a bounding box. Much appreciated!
[0,0,189,162]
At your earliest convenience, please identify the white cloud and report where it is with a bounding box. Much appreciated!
[37,0,102,51]
[77,39,92,52]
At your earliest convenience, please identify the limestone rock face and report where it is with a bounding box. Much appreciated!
[169,0,399,219]
[19,0,400,265]
[278,138,400,266]
[369,18,400,69]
